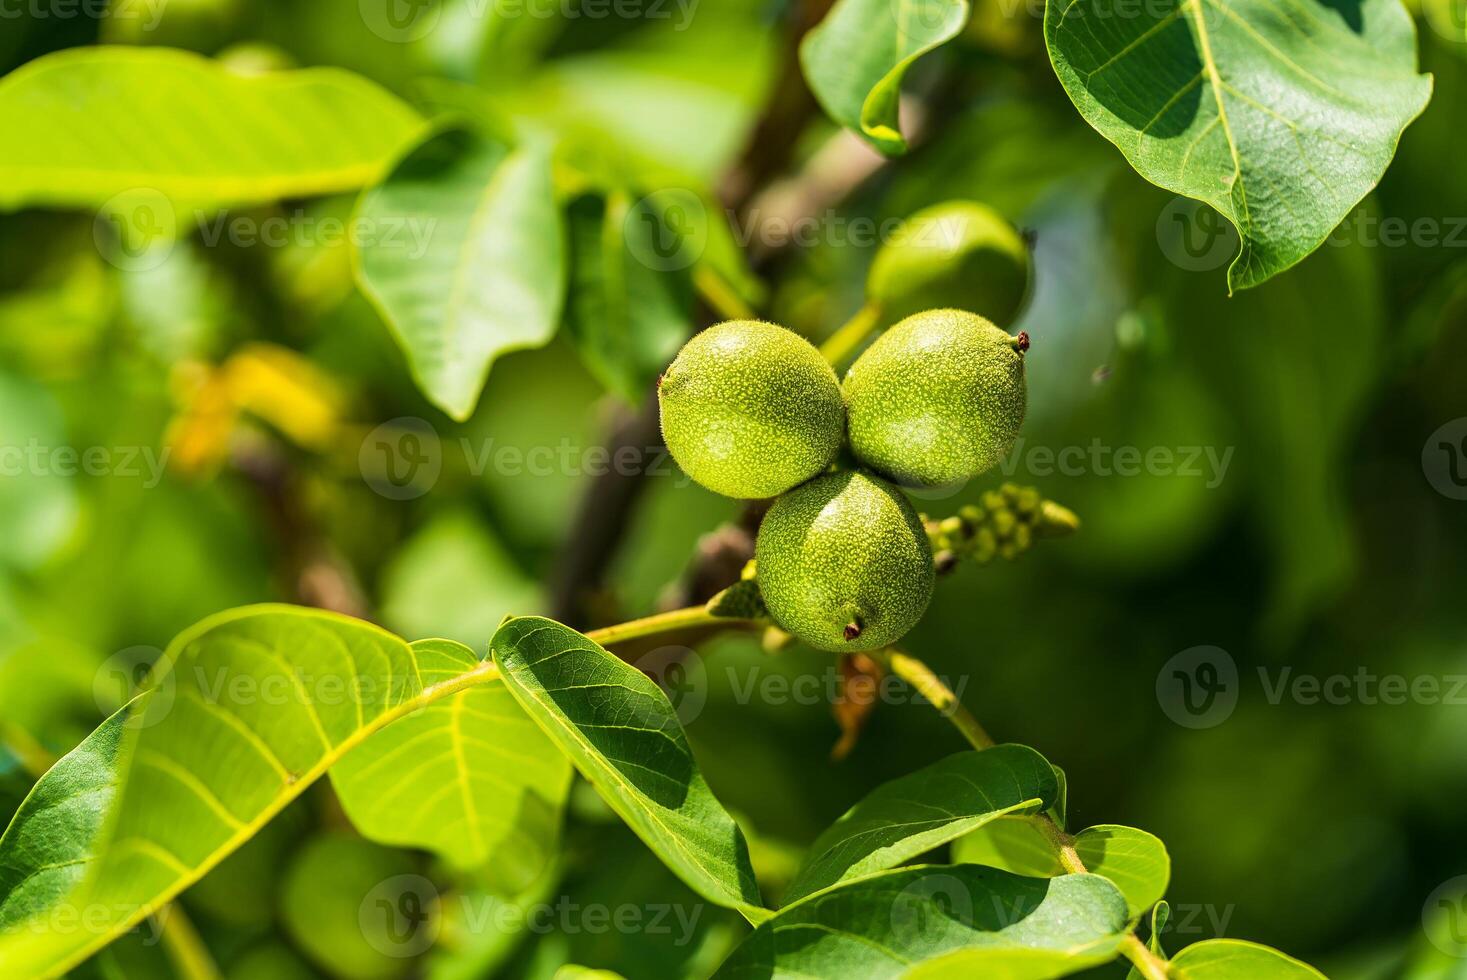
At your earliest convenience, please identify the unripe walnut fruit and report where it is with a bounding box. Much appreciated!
[659,320,844,499]
[756,470,934,652]
[843,309,1027,489]
[867,201,1031,326]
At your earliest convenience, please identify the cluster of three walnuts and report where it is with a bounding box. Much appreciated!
[659,310,1028,654]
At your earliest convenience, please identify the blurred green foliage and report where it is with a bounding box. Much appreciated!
[0,0,1464,977]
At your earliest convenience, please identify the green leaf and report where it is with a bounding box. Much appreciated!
[490,616,766,921]
[800,0,969,155]
[0,605,503,977]
[562,191,692,403]
[0,701,131,930]
[1044,0,1431,290]
[1168,939,1326,979]
[355,125,566,421]
[0,47,425,212]
[954,821,1170,919]
[782,746,1059,905]
[905,942,1128,979]
[712,865,1129,979]
[331,638,572,895]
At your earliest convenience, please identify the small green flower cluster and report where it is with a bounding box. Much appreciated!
[925,484,1080,574]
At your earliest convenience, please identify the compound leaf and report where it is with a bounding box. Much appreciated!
[0,606,510,978]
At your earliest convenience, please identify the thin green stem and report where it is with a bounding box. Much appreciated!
[1121,933,1171,980]
[693,265,757,322]
[883,648,1172,980]
[872,649,995,750]
[157,904,223,980]
[586,605,736,647]
[817,301,883,367]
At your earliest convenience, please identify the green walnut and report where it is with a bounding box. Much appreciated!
[756,470,934,652]
[868,201,1031,326]
[844,309,1027,489]
[659,319,844,499]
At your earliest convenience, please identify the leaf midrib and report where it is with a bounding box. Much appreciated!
[1187,0,1251,246]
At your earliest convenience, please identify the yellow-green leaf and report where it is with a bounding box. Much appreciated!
[330,639,572,895]
[0,47,425,212]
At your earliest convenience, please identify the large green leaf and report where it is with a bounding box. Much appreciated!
[0,702,132,930]
[954,820,1170,919]
[1045,0,1431,290]
[490,616,766,921]
[330,638,572,895]
[800,0,969,155]
[0,606,503,977]
[0,47,424,211]
[782,746,1059,905]
[1168,939,1326,978]
[562,191,692,403]
[354,126,565,420]
[712,865,1129,979]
